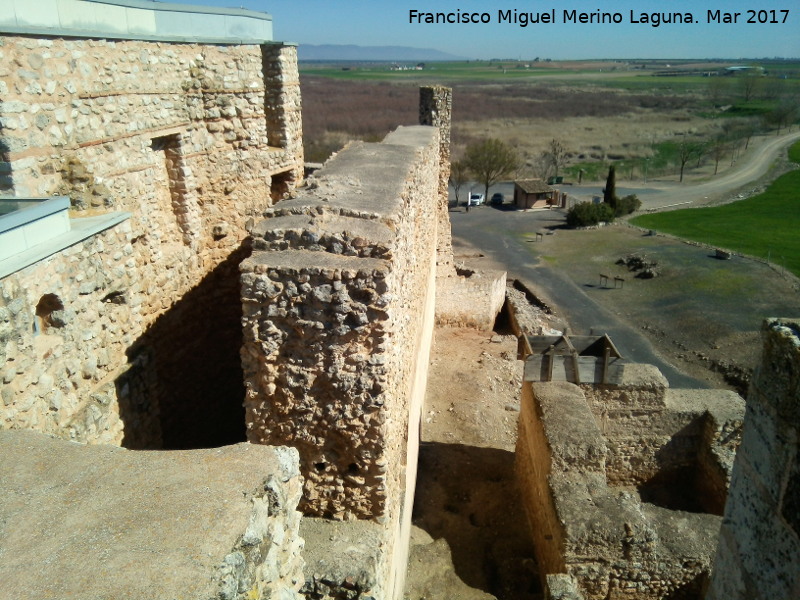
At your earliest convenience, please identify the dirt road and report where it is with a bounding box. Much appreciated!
[566,130,800,211]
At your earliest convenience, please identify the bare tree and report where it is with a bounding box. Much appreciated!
[709,135,729,175]
[706,76,730,106]
[677,138,704,182]
[542,138,568,179]
[463,138,520,200]
[765,100,799,135]
[448,160,469,207]
[724,117,761,150]
[738,71,762,102]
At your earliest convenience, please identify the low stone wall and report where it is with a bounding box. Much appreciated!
[707,318,800,600]
[0,430,304,600]
[582,375,744,508]
[516,367,744,599]
[241,125,442,599]
[434,268,506,330]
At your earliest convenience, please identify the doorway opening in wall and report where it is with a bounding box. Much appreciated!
[270,170,294,203]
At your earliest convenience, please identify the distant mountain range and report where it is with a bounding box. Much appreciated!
[297,44,467,62]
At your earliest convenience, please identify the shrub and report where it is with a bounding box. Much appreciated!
[615,194,642,216]
[566,201,615,227]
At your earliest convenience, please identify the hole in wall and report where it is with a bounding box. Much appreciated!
[117,245,249,450]
[270,170,294,203]
[102,291,127,304]
[492,298,513,335]
[35,294,65,332]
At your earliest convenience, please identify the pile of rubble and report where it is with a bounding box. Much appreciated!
[617,254,660,279]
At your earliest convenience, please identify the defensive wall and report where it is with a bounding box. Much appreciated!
[515,346,745,599]
[706,318,800,600]
[0,3,309,598]
[0,0,303,448]
[240,125,440,599]
[7,4,793,598]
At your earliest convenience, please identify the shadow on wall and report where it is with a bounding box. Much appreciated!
[116,242,251,450]
[412,442,541,600]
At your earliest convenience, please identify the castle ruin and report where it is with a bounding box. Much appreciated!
[0,2,797,599]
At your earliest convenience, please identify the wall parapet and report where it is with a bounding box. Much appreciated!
[241,125,442,599]
[707,318,800,600]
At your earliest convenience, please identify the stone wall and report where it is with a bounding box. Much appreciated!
[419,85,453,273]
[516,367,744,599]
[707,319,800,600]
[0,219,144,445]
[1,36,301,318]
[419,85,507,331]
[0,430,305,600]
[434,267,507,330]
[241,125,441,599]
[582,374,744,513]
[0,35,303,447]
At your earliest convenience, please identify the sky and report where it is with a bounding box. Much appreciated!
[171,0,799,60]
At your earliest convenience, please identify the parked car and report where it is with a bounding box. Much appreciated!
[490,192,505,205]
[467,193,485,206]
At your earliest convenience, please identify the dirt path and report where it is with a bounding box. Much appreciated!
[405,328,539,600]
[563,130,800,211]
[647,130,800,210]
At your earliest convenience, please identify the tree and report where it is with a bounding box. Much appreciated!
[677,137,704,182]
[706,76,730,106]
[709,135,729,175]
[448,160,469,207]
[603,165,617,210]
[765,100,799,135]
[542,138,568,179]
[738,70,762,102]
[463,138,520,200]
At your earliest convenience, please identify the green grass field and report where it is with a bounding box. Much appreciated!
[631,142,800,276]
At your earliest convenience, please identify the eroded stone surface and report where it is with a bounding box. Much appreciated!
[707,318,800,600]
[0,430,304,600]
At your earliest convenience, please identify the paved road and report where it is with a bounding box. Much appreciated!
[451,207,708,388]
[450,129,800,388]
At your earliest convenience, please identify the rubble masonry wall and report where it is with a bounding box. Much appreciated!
[0,36,302,446]
[240,125,441,599]
[582,381,743,514]
[516,377,728,599]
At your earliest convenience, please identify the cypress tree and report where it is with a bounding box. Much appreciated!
[603,165,617,210]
